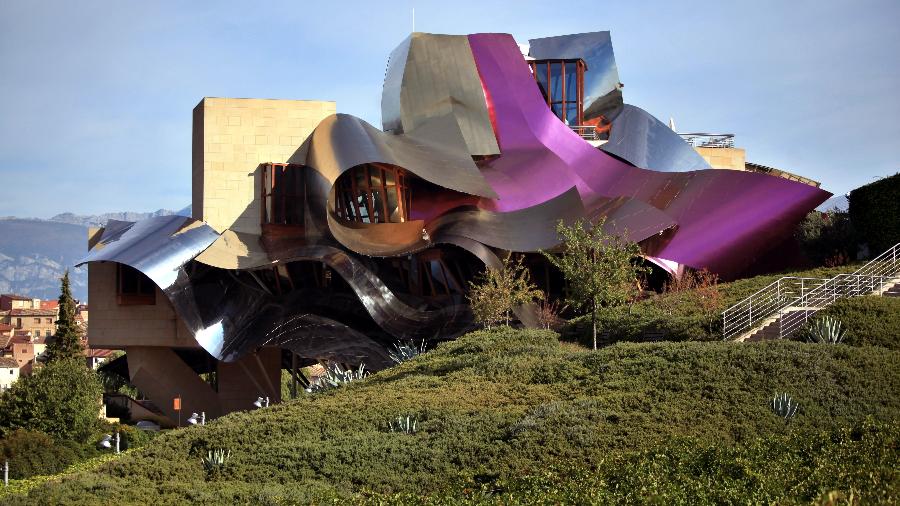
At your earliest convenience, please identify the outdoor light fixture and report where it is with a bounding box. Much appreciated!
[99,432,121,453]
[253,396,270,408]
[187,412,206,425]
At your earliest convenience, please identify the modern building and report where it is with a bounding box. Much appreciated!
[82,31,830,423]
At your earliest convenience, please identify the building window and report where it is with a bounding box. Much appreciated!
[528,58,586,126]
[15,318,21,329]
[33,318,40,324]
[261,163,306,226]
[45,330,51,338]
[334,164,410,224]
[45,318,52,324]
[116,264,156,305]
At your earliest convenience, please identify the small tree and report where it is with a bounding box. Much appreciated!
[46,270,84,363]
[467,254,544,329]
[0,358,103,442]
[542,218,647,350]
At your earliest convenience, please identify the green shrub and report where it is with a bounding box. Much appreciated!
[0,358,103,443]
[794,209,857,266]
[815,296,900,350]
[0,430,78,479]
[849,172,900,254]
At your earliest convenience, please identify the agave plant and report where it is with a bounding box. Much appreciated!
[805,316,846,344]
[388,339,427,364]
[306,362,368,393]
[201,448,231,473]
[387,415,418,434]
[771,392,799,420]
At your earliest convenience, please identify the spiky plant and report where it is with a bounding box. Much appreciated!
[387,415,418,434]
[306,362,367,393]
[201,448,231,473]
[771,392,799,420]
[388,340,427,364]
[805,316,846,344]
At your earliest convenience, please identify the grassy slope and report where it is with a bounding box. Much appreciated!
[7,328,899,504]
[562,263,871,343]
[815,296,900,350]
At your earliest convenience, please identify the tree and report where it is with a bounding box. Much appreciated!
[46,270,84,363]
[467,253,544,329]
[0,358,103,443]
[542,218,648,350]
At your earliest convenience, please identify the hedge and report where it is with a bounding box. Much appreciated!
[849,172,900,254]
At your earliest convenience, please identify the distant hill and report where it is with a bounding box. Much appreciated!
[0,208,188,302]
[48,209,178,228]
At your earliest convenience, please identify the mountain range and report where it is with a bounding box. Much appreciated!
[0,207,189,302]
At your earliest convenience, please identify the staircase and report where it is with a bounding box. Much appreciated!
[723,242,900,342]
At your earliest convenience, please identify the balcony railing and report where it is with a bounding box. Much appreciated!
[678,133,735,148]
[570,125,609,141]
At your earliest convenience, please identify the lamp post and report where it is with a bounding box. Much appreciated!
[3,459,8,487]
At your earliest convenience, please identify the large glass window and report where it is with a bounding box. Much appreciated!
[528,58,586,126]
[262,163,306,226]
[335,164,410,224]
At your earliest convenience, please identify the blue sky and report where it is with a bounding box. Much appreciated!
[1,0,897,217]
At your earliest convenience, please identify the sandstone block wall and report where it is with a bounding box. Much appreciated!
[192,97,336,234]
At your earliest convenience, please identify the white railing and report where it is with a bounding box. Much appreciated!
[679,133,735,148]
[723,242,900,340]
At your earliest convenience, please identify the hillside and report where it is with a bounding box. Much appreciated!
[0,219,89,301]
[6,328,898,504]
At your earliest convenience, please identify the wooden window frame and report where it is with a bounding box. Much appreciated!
[261,163,307,227]
[334,164,410,224]
[528,58,585,126]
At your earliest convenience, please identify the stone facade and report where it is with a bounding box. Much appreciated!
[695,146,746,170]
[192,97,336,235]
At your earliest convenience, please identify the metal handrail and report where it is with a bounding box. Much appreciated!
[722,242,900,340]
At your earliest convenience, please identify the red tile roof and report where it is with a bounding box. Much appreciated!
[0,323,13,332]
[87,348,115,359]
[0,357,19,368]
[7,308,58,317]
[40,300,59,310]
[1,294,33,301]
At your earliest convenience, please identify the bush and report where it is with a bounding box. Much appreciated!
[0,430,78,479]
[815,296,900,350]
[794,209,857,266]
[0,358,103,443]
[4,328,898,503]
[849,172,900,254]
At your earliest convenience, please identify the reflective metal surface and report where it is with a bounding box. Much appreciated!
[528,31,624,123]
[601,104,712,172]
[381,33,500,156]
[467,32,830,275]
[297,113,498,200]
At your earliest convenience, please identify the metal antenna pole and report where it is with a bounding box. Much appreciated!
[412,8,415,32]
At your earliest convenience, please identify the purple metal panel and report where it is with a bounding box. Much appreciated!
[467,33,830,277]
